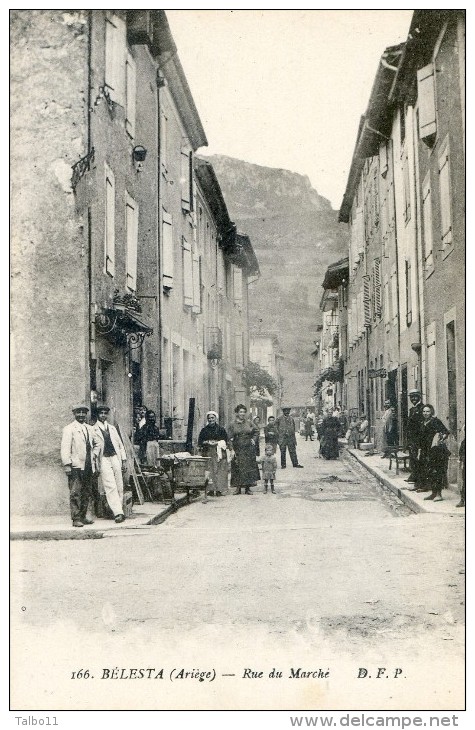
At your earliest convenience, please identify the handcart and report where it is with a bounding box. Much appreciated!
[158,454,211,503]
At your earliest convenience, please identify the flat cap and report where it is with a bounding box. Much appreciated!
[72,405,89,413]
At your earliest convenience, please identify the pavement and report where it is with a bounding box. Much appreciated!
[346,446,464,515]
[10,442,464,540]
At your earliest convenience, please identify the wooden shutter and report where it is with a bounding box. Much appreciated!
[406,260,412,326]
[233,266,243,304]
[373,259,382,319]
[363,276,371,327]
[438,142,452,245]
[105,13,126,106]
[181,147,192,212]
[125,52,136,138]
[422,174,434,270]
[235,333,244,368]
[105,164,115,276]
[126,193,138,291]
[390,269,398,322]
[417,63,437,142]
[192,249,201,314]
[182,237,193,306]
[162,211,173,289]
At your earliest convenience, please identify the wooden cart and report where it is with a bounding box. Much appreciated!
[159,455,211,503]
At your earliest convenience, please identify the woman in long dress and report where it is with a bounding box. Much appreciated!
[415,404,450,501]
[228,404,260,495]
[197,411,229,496]
[320,411,340,459]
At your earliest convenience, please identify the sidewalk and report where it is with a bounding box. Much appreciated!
[347,447,464,515]
[10,493,193,541]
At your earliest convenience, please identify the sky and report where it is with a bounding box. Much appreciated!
[166,9,414,210]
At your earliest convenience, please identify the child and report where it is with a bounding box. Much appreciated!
[347,415,360,450]
[259,444,278,493]
[264,415,279,454]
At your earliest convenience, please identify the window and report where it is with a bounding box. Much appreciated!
[160,109,168,174]
[446,321,458,435]
[233,266,243,305]
[162,211,173,290]
[405,259,412,326]
[383,276,390,327]
[192,245,201,314]
[372,258,382,320]
[182,236,193,306]
[422,174,434,274]
[105,13,126,106]
[125,193,138,291]
[235,333,244,368]
[417,63,437,144]
[438,138,452,248]
[402,150,411,223]
[104,164,115,276]
[181,145,193,212]
[390,268,398,323]
[363,275,371,328]
[125,52,136,138]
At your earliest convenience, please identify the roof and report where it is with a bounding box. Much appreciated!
[338,43,405,223]
[194,158,236,246]
[150,10,207,150]
[322,257,349,290]
[234,234,260,277]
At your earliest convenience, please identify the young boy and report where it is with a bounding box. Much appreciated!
[264,415,279,454]
[259,444,278,493]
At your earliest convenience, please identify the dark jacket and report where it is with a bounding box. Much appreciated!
[406,402,424,447]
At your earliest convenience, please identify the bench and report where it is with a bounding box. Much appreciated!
[387,448,410,475]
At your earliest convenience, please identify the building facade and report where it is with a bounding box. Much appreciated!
[337,10,465,480]
[10,9,259,515]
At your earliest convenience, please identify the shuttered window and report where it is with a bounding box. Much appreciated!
[125,52,136,138]
[104,164,115,277]
[438,139,452,247]
[422,173,434,273]
[372,258,382,319]
[181,146,192,212]
[182,237,193,306]
[383,276,390,327]
[160,109,168,174]
[233,266,243,305]
[235,333,244,368]
[405,259,412,326]
[126,193,138,291]
[192,247,201,314]
[390,269,398,322]
[402,150,411,223]
[417,63,437,143]
[162,211,174,290]
[363,275,371,328]
[105,13,126,106]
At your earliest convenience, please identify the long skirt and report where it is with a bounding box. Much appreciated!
[320,430,339,459]
[231,443,260,487]
[208,450,229,493]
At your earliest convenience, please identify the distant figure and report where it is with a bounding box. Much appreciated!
[264,415,279,454]
[259,444,278,493]
[252,416,262,456]
[136,409,161,466]
[381,400,398,457]
[304,415,314,441]
[404,389,424,484]
[358,414,369,447]
[347,414,360,450]
[276,407,303,469]
[320,410,340,460]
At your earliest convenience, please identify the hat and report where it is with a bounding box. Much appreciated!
[408,389,421,396]
[72,405,89,414]
[282,406,291,412]
[96,404,110,412]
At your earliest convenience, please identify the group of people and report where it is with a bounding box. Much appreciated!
[198,405,304,497]
[60,404,127,527]
[404,389,455,503]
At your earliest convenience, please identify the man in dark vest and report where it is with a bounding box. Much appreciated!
[276,407,304,469]
[404,389,424,485]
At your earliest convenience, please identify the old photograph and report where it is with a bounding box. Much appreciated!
[10,8,466,718]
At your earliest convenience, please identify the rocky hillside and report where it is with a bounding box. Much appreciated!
[204,154,349,374]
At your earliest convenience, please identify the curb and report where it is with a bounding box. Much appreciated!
[347,448,426,514]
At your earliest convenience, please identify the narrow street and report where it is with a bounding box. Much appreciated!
[10,438,465,711]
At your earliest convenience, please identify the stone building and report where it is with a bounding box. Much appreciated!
[338,10,465,479]
[10,9,258,515]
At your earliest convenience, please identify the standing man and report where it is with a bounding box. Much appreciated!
[381,400,398,457]
[92,405,127,523]
[61,405,100,527]
[405,389,424,484]
[276,407,303,469]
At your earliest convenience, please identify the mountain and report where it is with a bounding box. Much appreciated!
[203,154,349,376]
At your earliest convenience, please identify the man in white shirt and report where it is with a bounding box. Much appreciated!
[61,405,100,527]
[92,405,127,523]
